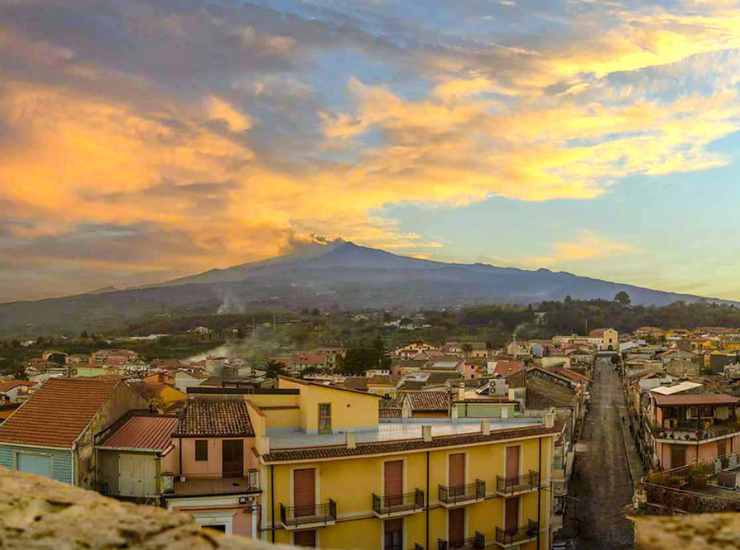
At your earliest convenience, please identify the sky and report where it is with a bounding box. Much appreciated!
[1,0,740,302]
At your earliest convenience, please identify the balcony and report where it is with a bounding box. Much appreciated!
[438,480,486,507]
[372,490,425,518]
[279,500,337,530]
[438,531,486,549]
[495,471,540,496]
[494,521,538,547]
[168,476,260,497]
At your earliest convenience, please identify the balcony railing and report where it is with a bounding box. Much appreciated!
[372,490,425,517]
[494,521,538,547]
[495,471,540,496]
[438,531,486,549]
[279,500,336,529]
[439,480,486,506]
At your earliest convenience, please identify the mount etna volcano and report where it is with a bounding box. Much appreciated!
[0,240,726,335]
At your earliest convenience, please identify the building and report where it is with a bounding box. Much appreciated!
[164,398,261,536]
[643,390,740,469]
[589,328,619,352]
[257,377,557,550]
[96,413,179,500]
[89,349,139,368]
[0,377,146,487]
[0,380,35,404]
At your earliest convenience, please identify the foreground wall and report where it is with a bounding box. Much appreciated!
[0,467,293,550]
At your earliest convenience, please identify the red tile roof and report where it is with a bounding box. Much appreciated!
[0,377,124,448]
[262,423,559,462]
[548,367,591,384]
[99,415,178,452]
[493,360,525,378]
[653,393,739,407]
[404,391,450,411]
[174,399,254,437]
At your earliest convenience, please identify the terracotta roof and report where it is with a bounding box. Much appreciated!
[0,377,123,448]
[548,367,591,384]
[404,391,450,411]
[99,415,178,452]
[263,423,559,462]
[340,377,368,391]
[493,360,525,378]
[174,399,254,437]
[653,393,739,407]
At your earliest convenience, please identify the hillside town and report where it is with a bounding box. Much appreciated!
[0,314,738,550]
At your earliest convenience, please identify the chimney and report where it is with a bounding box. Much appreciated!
[481,419,491,435]
[544,408,555,428]
[346,432,357,449]
[422,425,432,442]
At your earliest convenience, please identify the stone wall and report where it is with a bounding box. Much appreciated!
[0,467,294,550]
[632,513,740,550]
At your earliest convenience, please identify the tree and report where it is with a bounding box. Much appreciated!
[461,343,473,359]
[614,291,631,306]
[264,360,286,379]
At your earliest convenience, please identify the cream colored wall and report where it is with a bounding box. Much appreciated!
[177,437,257,478]
[245,393,299,408]
[262,407,300,429]
[278,378,379,433]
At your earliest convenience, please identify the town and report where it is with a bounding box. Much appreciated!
[0,298,738,549]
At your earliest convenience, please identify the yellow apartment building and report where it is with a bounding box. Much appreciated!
[249,377,557,550]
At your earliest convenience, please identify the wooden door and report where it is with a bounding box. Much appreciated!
[505,496,519,533]
[449,453,465,497]
[294,468,316,518]
[718,438,727,459]
[384,519,403,550]
[506,446,520,481]
[670,445,686,468]
[384,460,403,507]
[222,439,244,478]
[294,530,316,547]
[449,508,465,547]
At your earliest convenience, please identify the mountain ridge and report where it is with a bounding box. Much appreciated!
[0,240,733,336]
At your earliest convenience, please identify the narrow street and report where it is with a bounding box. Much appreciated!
[570,358,636,549]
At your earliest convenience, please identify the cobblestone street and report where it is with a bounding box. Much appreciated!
[569,358,637,549]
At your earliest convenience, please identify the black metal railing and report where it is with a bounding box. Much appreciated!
[438,532,485,550]
[279,499,336,527]
[439,480,486,505]
[372,489,425,515]
[495,521,538,545]
[495,471,540,495]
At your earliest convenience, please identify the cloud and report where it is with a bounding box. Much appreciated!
[519,232,640,268]
[1,0,740,300]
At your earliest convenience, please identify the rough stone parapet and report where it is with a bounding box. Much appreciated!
[0,467,293,550]
[632,513,740,550]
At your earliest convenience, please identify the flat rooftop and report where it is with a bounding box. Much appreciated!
[268,417,544,450]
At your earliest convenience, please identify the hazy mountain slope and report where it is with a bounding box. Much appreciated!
[0,240,728,336]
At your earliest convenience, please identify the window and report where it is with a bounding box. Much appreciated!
[195,439,208,461]
[248,469,259,489]
[318,403,332,434]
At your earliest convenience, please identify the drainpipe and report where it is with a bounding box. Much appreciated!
[270,464,275,544]
[537,437,542,550]
[426,450,430,550]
